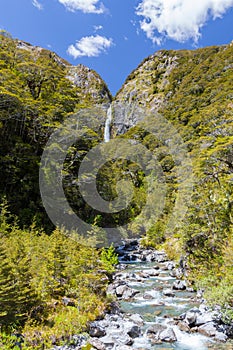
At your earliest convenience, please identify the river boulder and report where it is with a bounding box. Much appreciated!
[89,323,106,338]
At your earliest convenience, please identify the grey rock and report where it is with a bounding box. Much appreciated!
[199,304,209,313]
[177,312,186,321]
[117,264,128,270]
[146,253,157,262]
[89,338,106,350]
[166,261,176,270]
[72,335,87,347]
[189,307,201,314]
[163,288,175,297]
[106,284,116,295]
[185,312,197,326]
[214,331,228,342]
[225,324,233,337]
[146,269,160,277]
[116,284,128,297]
[147,324,167,338]
[174,268,184,279]
[159,327,177,342]
[177,321,190,332]
[114,334,133,346]
[172,280,187,290]
[153,265,160,270]
[127,325,141,338]
[196,289,204,299]
[138,272,149,278]
[195,313,213,326]
[169,270,177,277]
[143,292,154,300]
[89,323,106,338]
[122,287,140,300]
[138,254,147,262]
[97,336,115,348]
[156,254,167,263]
[198,322,217,337]
[128,314,144,326]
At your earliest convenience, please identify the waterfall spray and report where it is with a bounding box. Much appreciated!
[104,104,112,142]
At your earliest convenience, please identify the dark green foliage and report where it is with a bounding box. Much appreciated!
[0,204,112,348]
[0,33,111,228]
[0,31,233,336]
[116,43,233,314]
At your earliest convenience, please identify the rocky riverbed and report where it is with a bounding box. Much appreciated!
[54,240,233,350]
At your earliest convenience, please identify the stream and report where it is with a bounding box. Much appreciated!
[117,262,225,349]
[87,240,233,350]
[119,262,208,349]
[55,240,233,350]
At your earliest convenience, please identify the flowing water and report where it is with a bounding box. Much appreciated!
[53,246,233,350]
[104,104,112,142]
[117,259,232,350]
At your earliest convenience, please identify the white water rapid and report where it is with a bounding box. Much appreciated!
[104,104,112,142]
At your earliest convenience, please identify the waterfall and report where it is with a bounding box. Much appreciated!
[104,104,112,142]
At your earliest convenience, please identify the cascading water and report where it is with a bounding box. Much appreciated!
[104,104,112,142]
[83,242,232,350]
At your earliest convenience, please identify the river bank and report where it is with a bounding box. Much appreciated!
[54,240,233,350]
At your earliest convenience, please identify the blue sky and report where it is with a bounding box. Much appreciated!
[1,0,233,95]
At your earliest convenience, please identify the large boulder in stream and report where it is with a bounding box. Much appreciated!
[172,280,187,290]
[126,324,141,338]
[198,322,218,337]
[214,332,228,342]
[146,269,160,277]
[89,323,106,338]
[128,314,144,326]
[147,324,167,338]
[159,327,177,342]
[185,311,197,326]
[89,338,106,350]
[163,288,175,297]
[121,286,140,300]
[195,312,214,326]
[116,284,128,297]
[147,324,177,343]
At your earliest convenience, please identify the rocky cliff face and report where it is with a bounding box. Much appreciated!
[66,64,112,104]
[112,44,233,137]
[14,37,112,106]
[112,51,178,134]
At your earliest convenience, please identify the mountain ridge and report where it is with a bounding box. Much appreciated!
[0,32,233,338]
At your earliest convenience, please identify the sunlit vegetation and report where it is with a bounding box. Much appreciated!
[116,43,233,316]
[0,30,233,347]
[0,31,111,228]
[0,200,116,349]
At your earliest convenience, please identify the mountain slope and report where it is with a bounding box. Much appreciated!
[0,31,111,226]
[112,42,233,315]
[0,31,233,326]
[113,44,233,136]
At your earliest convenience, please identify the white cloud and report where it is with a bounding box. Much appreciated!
[67,35,113,58]
[32,0,43,10]
[136,0,233,44]
[93,25,103,32]
[58,0,106,14]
